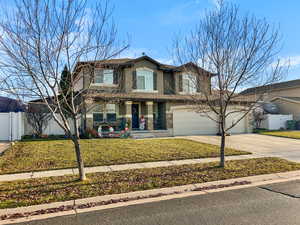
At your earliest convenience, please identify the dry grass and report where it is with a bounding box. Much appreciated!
[0,157,298,209]
[260,131,300,139]
[0,138,249,174]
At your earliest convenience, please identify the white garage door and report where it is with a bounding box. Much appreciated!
[173,110,218,136]
[226,112,247,134]
[0,113,10,141]
[173,109,247,136]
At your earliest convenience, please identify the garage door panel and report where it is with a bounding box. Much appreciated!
[173,109,247,136]
[226,112,246,134]
[173,111,218,136]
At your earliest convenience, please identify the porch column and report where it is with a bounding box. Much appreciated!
[125,101,132,130]
[145,101,154,130]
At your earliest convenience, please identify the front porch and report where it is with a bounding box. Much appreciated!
[124,101,167,131]
[84,100,172,134]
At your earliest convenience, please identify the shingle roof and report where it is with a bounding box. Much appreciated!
[0,96,25,112]
[85,90,254,104]
[272,96,300,103]
[240,79,300,95]
[76,56,210,73]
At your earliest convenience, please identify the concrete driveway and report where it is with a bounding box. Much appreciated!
[185,134,300,162]
[0,142,10,155]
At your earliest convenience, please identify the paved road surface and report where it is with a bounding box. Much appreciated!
[12,180,300,225]
[186,134,300,162]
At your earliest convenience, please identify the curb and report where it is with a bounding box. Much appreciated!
[1,169,300,224]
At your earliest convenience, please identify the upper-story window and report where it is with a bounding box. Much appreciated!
[182,73,197,94]
[94,69,114,85]
[136,68,154,91]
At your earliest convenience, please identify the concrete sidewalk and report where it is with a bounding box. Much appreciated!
[0,154,262,182]
[1,169,300,225]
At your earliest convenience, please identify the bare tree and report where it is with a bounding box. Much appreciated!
[26,103,52,137]
[0,0,129,180]
[253,105,266,129]
[173,0,285,167]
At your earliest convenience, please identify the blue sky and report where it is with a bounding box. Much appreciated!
[111,0,300,81]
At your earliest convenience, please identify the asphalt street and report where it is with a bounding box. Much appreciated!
[11,180,300,225]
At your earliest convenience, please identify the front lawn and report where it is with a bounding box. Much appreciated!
[259,130,300,139]
[0,157,299,209]
[0,138,249,174]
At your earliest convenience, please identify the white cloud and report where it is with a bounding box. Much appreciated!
[274,55,300,68]
[159,1,205,25]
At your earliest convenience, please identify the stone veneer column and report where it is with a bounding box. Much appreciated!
[145,101,154,130]
[125,101,132,130]
[165,102,173,130]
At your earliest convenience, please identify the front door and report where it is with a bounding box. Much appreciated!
[132,104,139,129]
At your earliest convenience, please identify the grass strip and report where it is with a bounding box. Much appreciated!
[0,157,299,209]
[259,131,300,139]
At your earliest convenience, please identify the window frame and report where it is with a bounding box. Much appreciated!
[93,112,104,123]
[134,67,154,92]
[93,69,114,85]
[182,73,197,94]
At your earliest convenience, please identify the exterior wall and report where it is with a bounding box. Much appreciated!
[174,71,211,95]
[85,101,123,129]
[272,99,300,120]
[123,59,164,94]
[76,58,212,96]
[74,72,84,92]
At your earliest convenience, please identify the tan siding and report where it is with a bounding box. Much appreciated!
[272,99,300,120]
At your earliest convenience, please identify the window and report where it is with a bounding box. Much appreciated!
[93,113,104,123]
[106,104,116,122]
[136,68,153,91]
[107,113,117,122]
[182,74,197,94]
[94,69,114,84]
[106,104,116,113]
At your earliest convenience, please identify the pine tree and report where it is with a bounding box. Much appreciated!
[59,65,72,117]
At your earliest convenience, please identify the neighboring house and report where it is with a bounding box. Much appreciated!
[240,79,300,101]
[0,96,25,141]
[73,55,251,136]
[241,79,300,120]
[270,97,300,120]
[0,96,25,112]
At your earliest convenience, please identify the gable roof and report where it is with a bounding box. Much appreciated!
[75,55,213,74]
[240,79,300,95]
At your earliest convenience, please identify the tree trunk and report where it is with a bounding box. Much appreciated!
[219,114,226,168]
[220,132,226,167]
[72,137,86,181]
[72,117,86,181]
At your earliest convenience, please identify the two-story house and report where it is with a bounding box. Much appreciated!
[74,55,251,136]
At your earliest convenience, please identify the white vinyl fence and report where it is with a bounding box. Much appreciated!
[260,114,293,130]
[0,112,77,141]
[0,112,24,141]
